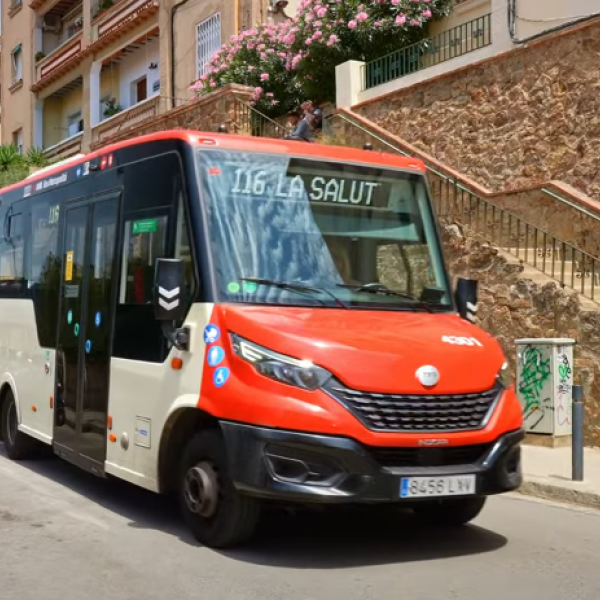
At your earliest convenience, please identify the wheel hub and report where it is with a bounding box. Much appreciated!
[184,461,219,518]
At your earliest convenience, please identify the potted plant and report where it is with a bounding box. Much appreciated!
[103,98,122,118]
[35,51,46,63]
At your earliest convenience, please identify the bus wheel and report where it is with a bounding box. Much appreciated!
[179,429,261,548]
[1,389,38,460]
[412,496,486,527]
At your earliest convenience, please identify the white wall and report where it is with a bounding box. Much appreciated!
[514,0,600,39]
[117,37,160,109]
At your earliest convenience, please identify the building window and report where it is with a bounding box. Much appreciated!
[67,110,82,137]
[11,45,23,85]
[196,13,221,79]
[12,129,23,154]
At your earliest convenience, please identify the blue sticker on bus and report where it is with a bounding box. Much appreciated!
[213,367,230,388]
[207,346,225,367]
[85,339,91,353]
[203,324,220,344]
[95,312,102,327]
[67,310,73,324]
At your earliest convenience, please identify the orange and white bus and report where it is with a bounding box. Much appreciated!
[0,130,523,547]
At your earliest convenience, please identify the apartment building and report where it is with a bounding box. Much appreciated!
[0,0,282,159]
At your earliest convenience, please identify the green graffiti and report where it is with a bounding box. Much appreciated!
[519,345,552,428]
[558,356,572,380]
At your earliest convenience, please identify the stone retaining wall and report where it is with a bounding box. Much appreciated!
[441,222,600,447]
[328,111,600,259]
[353,17,600,202]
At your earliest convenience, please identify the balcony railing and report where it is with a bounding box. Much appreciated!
[43,132,84,162]
[34,33,83,88]
[363,14,492,90]
[91,0,159,43]
[92,95,161,144]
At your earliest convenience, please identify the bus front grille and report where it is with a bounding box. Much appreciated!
[323,379,501,433]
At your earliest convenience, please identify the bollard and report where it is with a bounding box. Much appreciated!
[572,384,584,482]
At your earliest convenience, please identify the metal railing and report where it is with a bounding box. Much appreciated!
[429,172,600,302]
[363,14,492,90]
[329,112,600,302]
[230,99,289,139]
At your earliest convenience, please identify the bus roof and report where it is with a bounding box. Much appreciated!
[0,130,426,198]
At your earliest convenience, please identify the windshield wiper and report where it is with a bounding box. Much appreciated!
[335,283,434,312]
[241,278,349,309]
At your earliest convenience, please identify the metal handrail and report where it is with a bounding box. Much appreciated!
[363,13,492,90]
[231,99,289,138]
[331,112,600,222]
[330,112,600,302]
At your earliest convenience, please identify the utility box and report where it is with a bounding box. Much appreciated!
[515,338,575,436]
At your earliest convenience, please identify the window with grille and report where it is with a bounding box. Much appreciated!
[196,13,222,79]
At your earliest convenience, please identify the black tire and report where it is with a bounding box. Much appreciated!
[179,429,261,548]
[412,496,487,527]
[1,389,39,460]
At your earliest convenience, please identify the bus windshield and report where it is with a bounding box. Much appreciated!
[198,149,452,311]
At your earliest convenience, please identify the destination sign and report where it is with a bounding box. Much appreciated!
[224,166,391,208]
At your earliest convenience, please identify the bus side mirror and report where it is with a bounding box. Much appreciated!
[455,277,478,323]
[154,258,187,322]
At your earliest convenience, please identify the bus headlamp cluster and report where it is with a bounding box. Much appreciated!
[230,333,332,391]
[498,361,513,389]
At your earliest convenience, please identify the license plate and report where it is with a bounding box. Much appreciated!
[400,475,476,498]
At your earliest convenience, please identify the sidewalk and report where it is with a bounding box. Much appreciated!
[519,444,600,510]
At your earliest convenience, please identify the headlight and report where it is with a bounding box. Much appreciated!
[231,333,332,391]
[498,361,513,389]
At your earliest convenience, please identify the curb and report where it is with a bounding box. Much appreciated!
[517,480,600,511]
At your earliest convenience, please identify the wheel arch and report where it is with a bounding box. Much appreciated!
[157,406,220,494]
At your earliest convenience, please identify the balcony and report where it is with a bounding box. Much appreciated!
[363,14,492,90]
[32,1,84,91]
[33,33,83,91]
[44,132,84,161]
[91,95,161,146]
[37,75,84,156]
[89,0,159,53]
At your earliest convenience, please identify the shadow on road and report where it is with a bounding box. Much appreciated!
[224,508,507,568]
[2,447,507,569]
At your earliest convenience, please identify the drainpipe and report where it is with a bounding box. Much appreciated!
[508,0,600,45]
[170,0,193,110]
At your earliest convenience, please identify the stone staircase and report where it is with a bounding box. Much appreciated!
[323,109,600,308]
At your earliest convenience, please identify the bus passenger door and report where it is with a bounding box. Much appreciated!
[53,193,120,475]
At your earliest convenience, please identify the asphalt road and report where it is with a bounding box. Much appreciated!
[1,446,599,600]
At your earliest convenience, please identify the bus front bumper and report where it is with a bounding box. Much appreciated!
[219,421,524,504]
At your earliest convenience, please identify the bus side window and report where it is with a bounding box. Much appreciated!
[29,194,61,347]
[0,203,27,296]
[112,152,194,363]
